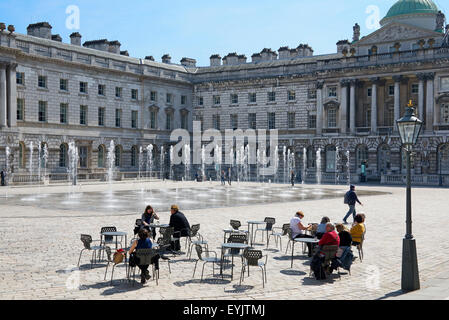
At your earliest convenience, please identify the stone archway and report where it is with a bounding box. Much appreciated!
[438,143,449,174]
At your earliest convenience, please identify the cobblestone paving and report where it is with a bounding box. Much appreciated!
[0,182,447,300]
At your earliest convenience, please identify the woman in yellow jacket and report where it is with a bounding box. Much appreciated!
[350,214,365,245]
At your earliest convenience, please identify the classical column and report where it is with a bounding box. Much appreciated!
[417,73,426,121]
[340,80,349,134]
[393,75,402,132]
[7,63,17,127]
[349,79,356,134]
[316,80,324,135]
[370,77,379,134]
[426,72,435,131]
[0,65,7,128]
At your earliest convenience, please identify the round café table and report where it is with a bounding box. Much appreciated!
[220,242,250,280]
[290,237,319,268]
[246,221,266,246]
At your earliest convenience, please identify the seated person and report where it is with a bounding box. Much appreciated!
[318,223,340,247]
[289,211,314,257]
[350,214,366,246]
[169,205,190,251]
[316,216,330,239]
[128,229,160,284]
[335,223,352,258]
[141,205,160,239]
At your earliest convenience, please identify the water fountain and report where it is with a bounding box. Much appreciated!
[5,146,10,187]
[146,144,153,180]
[160,146,165,181]
[37,142,42,185]
[346,150,351,185]
[42,143,48,185]
[335,147,340,185]
[28,142,33,185]
[316,148,322,185]
[283,146,287,184]
[244,144,249,182]
[138,146,143,181]
[274,146,279,183]
[201,145,206,182]
[256,148,261,183]
[184,143,190,181]
[106,140,115,184]
[169,146,174,180]
[215,143,222,182]
[302,147,307,185]
[68,141,79,186]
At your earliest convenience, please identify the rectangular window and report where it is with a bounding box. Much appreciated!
[388,85,395,96]
[60,103,68,124]
[384,106,394,126]
[80,82,88,94]
[268,112,276,129]
[288,90,296,101]
[38,101,47,122]
[230,114,238,130]
[288,112,295,129]
[248,113,256,129]
[411,83,419,94]
[150,91,157,101]
[115,109,122,127]
[308,89,317,100]
[131,89,138,100]
[60,79,68,91]
[98,108,105,126]
[181,95,187,105]
[328,87,337,98]
[98,84,105,96]
[308,113,316,129]
[198,96,204,106]
[131,110,138,129]
[213,114,220,130]
[17,98,24,121]
[38,76,47,88]
[231,94,238,104]
[79,146,88,168]
[441,77,449,91]
[80,105,88,125]
[327,108,337,128]
[181,113,188,130]
[213,95,221,105]
[166,93,172,104]
[367,88,372,97]
[115,87,122,98]
[267,92,276,102]
[166,113,173,130]
[16,72,24,85]
[150,110,157,129]
[248,93,257,103]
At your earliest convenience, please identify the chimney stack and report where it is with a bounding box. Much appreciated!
[180,57,197,68]
[162,54,171,64]
[70,32,82,46]
[27,22,52,39]
[210,54,222,67]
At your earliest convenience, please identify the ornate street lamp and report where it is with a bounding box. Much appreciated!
[396,100,423,292]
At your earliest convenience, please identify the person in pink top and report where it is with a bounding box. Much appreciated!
[318,223,340,247]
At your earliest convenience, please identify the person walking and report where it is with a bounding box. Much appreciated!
[221,170,226,186]
[343,185,363,224]
[290,170,295,187]
[0,169,5,186]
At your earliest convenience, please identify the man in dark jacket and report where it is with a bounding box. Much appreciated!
[343,185,363,224]
[169,205,190,251]
[1,169,5,186]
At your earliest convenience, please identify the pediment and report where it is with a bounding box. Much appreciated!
[355,22,443,46]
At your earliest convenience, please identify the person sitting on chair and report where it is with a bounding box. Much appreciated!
[169,205,190,252]
[128,229,160,284]
[350,214,366,246]
[141,205,160,239]
[335,223,352,258]
[318,223,340,247]
[289,211,314,257]
[316,216,330,239]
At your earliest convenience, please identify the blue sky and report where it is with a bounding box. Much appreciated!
[1,0,448,66]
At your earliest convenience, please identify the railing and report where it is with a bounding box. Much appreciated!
[381,174,449,186]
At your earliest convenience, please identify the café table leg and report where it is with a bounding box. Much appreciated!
[291,241,295,268]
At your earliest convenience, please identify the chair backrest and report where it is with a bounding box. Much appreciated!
[243,248,262,266]
[321,245,338,262]
[135,219,143,227]
[159,226,174,244]
[264,217,276,231]
[80,234,92,250]
[230,220,241,230]
[101,226,117,242]
[135,248,157,265]
[286,227,294,240]
[227,234,247,254]
[281,224,290,236]
[194,244,204,261]
[190,224,200,237]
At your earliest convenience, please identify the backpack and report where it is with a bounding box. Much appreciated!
[344,191,350,204]
[332,246,354,271]
[311,254,326,280]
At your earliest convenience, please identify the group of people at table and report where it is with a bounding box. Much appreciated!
[127,203,366,284]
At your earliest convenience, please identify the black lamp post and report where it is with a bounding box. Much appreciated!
[396,100,423,292]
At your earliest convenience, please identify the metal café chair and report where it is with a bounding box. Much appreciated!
[239,248,268,288]
[192,245,225,282]
[130,248,161,286]
[103,246,124,285]
[267,223,290,251]
[187,224,209,259]
[78,234,104,269]
[222,233,248,269]
[253,217,275,245]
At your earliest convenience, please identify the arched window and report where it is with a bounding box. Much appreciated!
[19,142,25,169]
[356,145,369,169]
[325,145,336,172]
[131,146,138,167]
[98,145,105,168]
[114,145,121,168]
[438,143,449,174]
[377,144,390,174]
[59,144,68,168]
[441,103,449,124]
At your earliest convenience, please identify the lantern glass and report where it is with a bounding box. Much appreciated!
[396,107,423,146]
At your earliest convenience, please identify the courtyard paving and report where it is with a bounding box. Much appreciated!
[0,181,447,300]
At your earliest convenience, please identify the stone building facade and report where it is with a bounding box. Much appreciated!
[1,0,449,185]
